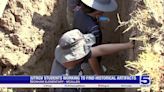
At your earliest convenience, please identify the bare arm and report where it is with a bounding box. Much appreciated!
[88,57,104,75]
[91,42,133,57]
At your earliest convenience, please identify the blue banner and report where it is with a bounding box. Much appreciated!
[0,75,150,84]
[0,76,30,83]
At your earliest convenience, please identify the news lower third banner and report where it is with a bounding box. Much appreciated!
[0,75,150,88]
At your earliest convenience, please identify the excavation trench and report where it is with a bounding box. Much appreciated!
[0,0,137,92]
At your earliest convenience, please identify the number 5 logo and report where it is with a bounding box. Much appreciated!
[141,76,150,84]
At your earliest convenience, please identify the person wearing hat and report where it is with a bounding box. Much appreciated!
[50,29,134,92]
[72,0,118,74]
[74,0,118,44]
[51,29,134,75]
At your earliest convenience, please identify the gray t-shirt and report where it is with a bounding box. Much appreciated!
[50,59,81,75]
[50,59,81,92]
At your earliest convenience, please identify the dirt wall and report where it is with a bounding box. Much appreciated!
[0,0,67,91]
[101,0,135,75]
[101,0,137,92]
[0,0,68,75]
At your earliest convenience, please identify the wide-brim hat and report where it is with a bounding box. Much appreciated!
[81,0,118,12]
[55,29,95,64]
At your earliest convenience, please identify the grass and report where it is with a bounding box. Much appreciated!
[119,0,164,91]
